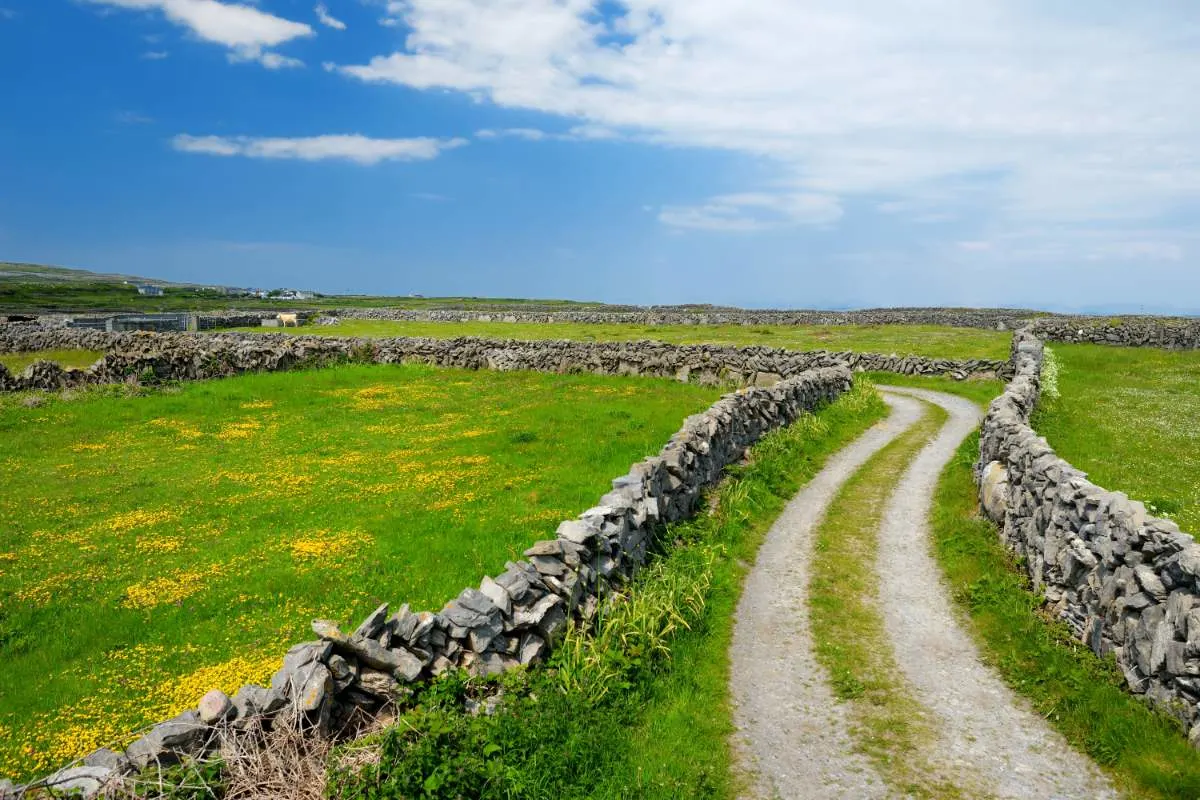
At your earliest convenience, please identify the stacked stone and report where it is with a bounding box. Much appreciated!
[977,329,1200,745]
[332,306,1034,330]
[6,366,850,796]
[1031,317,1200,350]
[0,325,1009,393]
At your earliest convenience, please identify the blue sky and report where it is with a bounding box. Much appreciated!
[1,0,1198,311]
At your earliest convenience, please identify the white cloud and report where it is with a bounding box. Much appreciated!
[475,127,548,141]
[171,133,468,164]
[116,110,154,124]
[659,192,843,232]
[474,125,620,142]
[229,49,304,69]
[314,2,345,30]
[87,0,312,66]
[141,50,170,59]
[0,8,16,20]
[332,0,1200,233]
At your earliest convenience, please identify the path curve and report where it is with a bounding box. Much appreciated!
[730,393,925,799]
[877,386,1117,799]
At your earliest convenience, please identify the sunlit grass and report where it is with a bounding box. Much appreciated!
[0,364,718,780]
[0,349,104,373]
[1033,344,1200,532]
[228,319,1012,361]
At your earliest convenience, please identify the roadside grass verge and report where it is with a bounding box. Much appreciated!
[808,400,967,799]
[326,380,888,800]
[1032,343,1200,532]
[229,319,1012,361]
[0,364,718,780]
[932,433,1200,799]
[0,348,104,373]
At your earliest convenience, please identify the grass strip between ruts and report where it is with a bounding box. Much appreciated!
[808,398,972,799]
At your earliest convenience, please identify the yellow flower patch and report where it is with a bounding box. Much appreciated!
[122,565,224,610]
[135,535,185,555]
[70,442,108,453]
[239,400,274,410]
[289,529,371,563]
[216,419,263,441]
[102,508,180,534]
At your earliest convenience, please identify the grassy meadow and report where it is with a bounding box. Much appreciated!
[0,349,104,373]
[327,381,889,799]
[1034,343,1200,532]
[229,319,1013,361]
[0,364,719,780]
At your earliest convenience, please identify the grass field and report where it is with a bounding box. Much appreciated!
[230,319,1012,361]
[1034,344,1200,532]
[0,364,719,780]
[327,381,889,799]
[0,277,609,314]
[0,349,104,373]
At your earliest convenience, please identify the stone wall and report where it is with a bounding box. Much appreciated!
[332,306,1033,330]
[9,365,853,796]
[976,329,1200,743]
[0,325,1011,394]
[1031,317,1200,350]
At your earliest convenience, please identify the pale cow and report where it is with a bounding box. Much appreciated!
[278,313,299,327]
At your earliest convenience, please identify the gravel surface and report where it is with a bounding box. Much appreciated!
[730,394,924,799]
[876,386,1117,799]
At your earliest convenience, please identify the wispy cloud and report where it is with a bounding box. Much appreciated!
[475,125,621,143]
[410,192,451,201]
[116,110,154,124]
[171,133,468,165]
[314,2,345,30]
[141,50,170,60]
[228,49,304,69]
[0,8,17,20]
[86,0,312,68]
[475,127,547,141]
[332,0,1200,239]
[659,192,843,232]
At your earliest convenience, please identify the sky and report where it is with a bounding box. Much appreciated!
[1,1,1198,311]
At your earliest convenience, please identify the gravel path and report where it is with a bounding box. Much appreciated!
[730,394,924,799]
[876,386,1117,799]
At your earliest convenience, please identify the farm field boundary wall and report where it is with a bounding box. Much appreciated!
[0,325,1012,393]
[976,329,1200,745]
[331,306,1033,330]
[4,364,853,797]
[1031,317,1200,349]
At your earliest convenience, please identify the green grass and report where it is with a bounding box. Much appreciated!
[0,278,609,313]
[863,371,1006,409]
[326,380,889,799]
[1032,343,1200,532]
[808,400,969,799]
[229,319,1013,361]
[0,349,104,373]
[0,364,719,780]
[931,433,1200,800]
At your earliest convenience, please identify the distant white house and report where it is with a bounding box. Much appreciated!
[270,289,316,301]
[135,284,164,296]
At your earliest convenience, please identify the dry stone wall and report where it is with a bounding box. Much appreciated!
[6,365,853,797]
[0,325,1010,394]
[1031,317,1200,349]
[333,306,1033,330]
[977,330,1200,743]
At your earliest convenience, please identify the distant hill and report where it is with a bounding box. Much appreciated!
[0,262,203,287]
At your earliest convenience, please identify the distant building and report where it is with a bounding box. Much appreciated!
[135,284,164,296]
[269,289,316,301]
